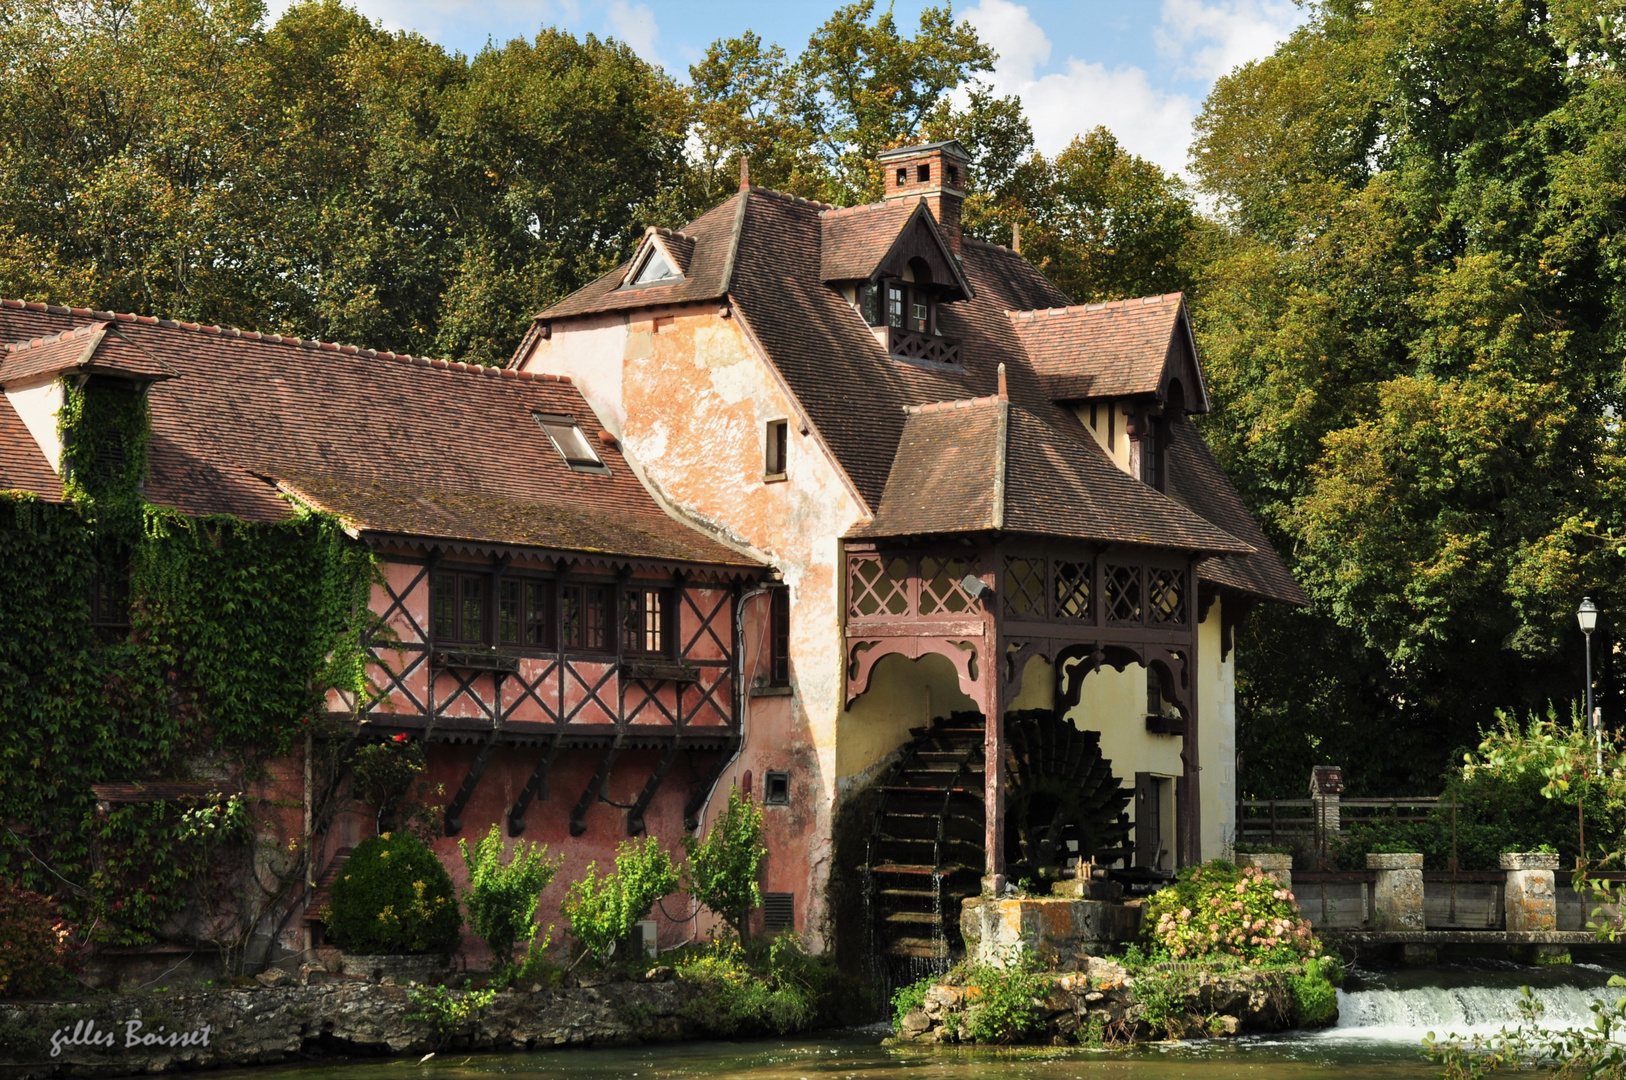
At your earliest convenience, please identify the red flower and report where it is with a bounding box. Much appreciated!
[392,734,408,743]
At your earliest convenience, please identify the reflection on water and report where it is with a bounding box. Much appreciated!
[212,962,1626,1080]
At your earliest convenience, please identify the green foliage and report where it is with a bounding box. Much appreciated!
[890,972,934,1031]
[59,380,150,533]
[1332,707,1626,869]
[1129,970,1193,1039]
[1142,859,1322,964]
[405,983,497,1048]
[673,935,832,1037]
[682,787,765,941]
[457,825,560,977]
[351,738,427,831]
[322,832,460,955]
[1289,957,1338,1028]
[957,949,1048,1044]
[562,837,678,963]
[0,882,77,998]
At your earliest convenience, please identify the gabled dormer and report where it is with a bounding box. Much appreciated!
[822,199,973,367]
[619,227,695,289]
[1009,293,1208,491]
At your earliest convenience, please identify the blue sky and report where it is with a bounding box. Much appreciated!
[264,0,1308,177]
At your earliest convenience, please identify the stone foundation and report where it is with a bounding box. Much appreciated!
[893,958,1313,1044]
[0,974,705,1079]
[959,893,1141,969]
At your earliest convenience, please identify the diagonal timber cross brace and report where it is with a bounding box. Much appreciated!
[570,739,624,837]
[444,734,501,837]
[507,736,564,836]
[627,742,683,836]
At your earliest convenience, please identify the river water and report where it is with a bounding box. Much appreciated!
[220,962,1625,1080]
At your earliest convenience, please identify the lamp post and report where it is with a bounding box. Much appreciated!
[1579,597,1600,766]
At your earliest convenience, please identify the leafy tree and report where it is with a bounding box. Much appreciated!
[458,825,561,978]
[683,787,767,942]
[561,837,678,963]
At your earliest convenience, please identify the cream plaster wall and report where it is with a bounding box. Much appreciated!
[1074,401,1133,475]
[521,306,869,949]
[1198,597,1236,858]
[6,378,65,474]
[838,652,976,793]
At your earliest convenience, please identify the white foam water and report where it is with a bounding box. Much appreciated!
[1321,982,1618,1043]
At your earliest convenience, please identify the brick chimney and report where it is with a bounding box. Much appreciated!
[879,140,969,252]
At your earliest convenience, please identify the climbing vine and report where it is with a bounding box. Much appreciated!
[0,376,379,950]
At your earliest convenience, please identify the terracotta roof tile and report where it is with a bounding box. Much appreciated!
[818,200,917,281]
[1009,295,1195,402]
[0,393,61,500]
[0,300,757,568]
[852,395,1253,553]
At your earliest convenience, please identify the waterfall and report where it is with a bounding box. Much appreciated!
[1323,979,1620,1042]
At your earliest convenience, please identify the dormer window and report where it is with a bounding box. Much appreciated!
[535,412,609,473]
[627,245,680,287]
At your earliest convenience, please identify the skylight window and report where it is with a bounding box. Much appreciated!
[629,245,680,286]
[534,412,608,473]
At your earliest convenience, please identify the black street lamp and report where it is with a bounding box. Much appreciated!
[1579,597,1600,766]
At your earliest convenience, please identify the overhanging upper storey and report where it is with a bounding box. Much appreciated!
[1009,293,1208,414]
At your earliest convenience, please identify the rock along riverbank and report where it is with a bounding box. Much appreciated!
[0,973,707,1079]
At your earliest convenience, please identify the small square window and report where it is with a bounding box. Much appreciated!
[947,164,960,185]
[895,167,907,186]
[764,419,788,480]
[764,770,790,806]
[535,412,608,473]
[917,163,930,182]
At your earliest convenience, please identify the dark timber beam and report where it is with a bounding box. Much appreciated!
[444,734,501,836]
[570,737,624,837]
[627,742,683,836]
[506,736,563,836]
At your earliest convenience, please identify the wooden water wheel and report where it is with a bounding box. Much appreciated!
[860,709,1132,959]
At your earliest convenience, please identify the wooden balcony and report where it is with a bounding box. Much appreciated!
[872,325,961,366]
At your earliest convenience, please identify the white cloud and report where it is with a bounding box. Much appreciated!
[962,0,1305,177]
[1156,0,1305,81]
[964,0,1049,83]
[604,1,662,65]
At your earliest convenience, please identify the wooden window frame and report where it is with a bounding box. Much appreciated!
[433,570,490,645]
[561,582,614,653]
[498,576,557,650]
[769,586,791,686]
[622,585,673,657]
[764,419,788,482]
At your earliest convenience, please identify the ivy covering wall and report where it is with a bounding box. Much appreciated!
[0,378,377,946]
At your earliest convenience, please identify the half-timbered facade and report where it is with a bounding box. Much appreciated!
[0,298,767,965]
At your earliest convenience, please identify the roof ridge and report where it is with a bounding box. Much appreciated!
[0,297,573,385]
[905,393,1002,415]
[819,198,903,219]
[1008,293,1185,321]
[4,319,110,352]
[745,185,835,210]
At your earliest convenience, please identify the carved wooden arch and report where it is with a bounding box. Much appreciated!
[1054,641,1193,719]
[845,637,980,707]
[999,639,1055,712]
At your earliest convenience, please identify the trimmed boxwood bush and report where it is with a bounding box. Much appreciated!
[322,832,460,954]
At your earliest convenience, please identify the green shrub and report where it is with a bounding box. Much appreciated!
[322,832,460,954]
[0,882,77,998]
[682,787,766,941]
[1142,859,1322,964]
[405,983,496,1048]
[458,824,559,978]
[673,935,832,1036]
[957,948,1048,1044]
[562,836,678,963]
[1131,970,1193,1038]
[891,973,935,1031]
[1289,957,1338,1027]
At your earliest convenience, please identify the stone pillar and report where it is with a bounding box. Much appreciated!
[1367,853,1425,930]
[1239,852,1292,893]
[1310,766,1343,854]
[1502,852,1567,964]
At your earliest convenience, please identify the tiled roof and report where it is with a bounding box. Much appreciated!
[852,395,1252,553]
[1010,295,1199,403]
[0,299,757,569]
[818,200,917,280]
[539,193,748,320]
[525,187,1303,602]
[0,321,175,387]
[653,228,695,273]
[0,394,61,500]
